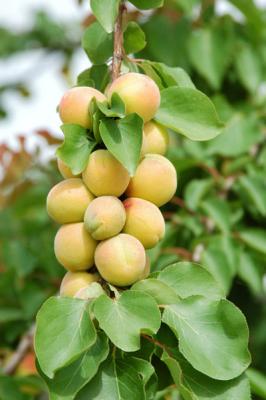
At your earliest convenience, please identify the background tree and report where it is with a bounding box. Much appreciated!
[0,0,265,399]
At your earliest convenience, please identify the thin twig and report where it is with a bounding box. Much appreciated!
[111,3,126,81]
[3,324,35,375]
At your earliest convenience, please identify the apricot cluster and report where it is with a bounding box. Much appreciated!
[47,73,177,297]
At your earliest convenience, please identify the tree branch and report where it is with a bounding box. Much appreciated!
[111,3,126,81]
[3,324,35,375]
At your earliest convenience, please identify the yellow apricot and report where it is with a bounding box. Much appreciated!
[47,178,94,224]
[126,154,177,207]
[60,271,99,297]
[59,86,106,129]
[123,198,165,249]
[54,223,97,271]
[95,233,146,287]
[141,122,169,156]
[140,255,151,280]
[84,196,126,240]
[106,73,160,122]
[57,158,81,179]
[82,149,130,197]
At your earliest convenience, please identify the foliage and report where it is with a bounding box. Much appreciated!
[0,0,266,399]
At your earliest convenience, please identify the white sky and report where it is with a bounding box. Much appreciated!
[0,0,265,152]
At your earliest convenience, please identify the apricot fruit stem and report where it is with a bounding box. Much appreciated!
[112,2,126,81]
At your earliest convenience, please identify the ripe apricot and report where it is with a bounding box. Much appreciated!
[123,198,165,249]
[57,158,81,179]
[60,271,99,297]
[126,154,177,207]
[82,149,130,197]
[84,196,126,240]
[95,233,146,286]
[106,73,160,122]
[54,223,97,271]
[59,86,106,129]
[47,178,94,224]
[141,122,169,156]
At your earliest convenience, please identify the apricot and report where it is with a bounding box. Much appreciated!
[141,122,169,156]
[47,178,94,224]
[126,154,177,207]
[54,223,97,271]
[140,255,151,280]
[57,158,81,179]
[60,271,99,297]
[106,72,160,122]
[82,150,130,197]
[123,198,165,249]
[95,233,146,286]
[84,196,126,240]
[59,86,106,129]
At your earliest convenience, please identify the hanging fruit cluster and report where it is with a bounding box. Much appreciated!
[46,72,177,297]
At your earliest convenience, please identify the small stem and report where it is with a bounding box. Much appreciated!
[111,3,126,81]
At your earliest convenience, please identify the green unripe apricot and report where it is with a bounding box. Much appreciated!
[47,178,94,224]
[95,233,146,287]
[123,198,165,249]
[54,223,97,271]
[60,271,99,297]
[84,196,126,240]
[126,154,177,207]
[106,72,160,122]
[59,86,106,129]
[141,122,169,156]
[82,149,130,197]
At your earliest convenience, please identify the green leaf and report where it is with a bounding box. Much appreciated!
[229,0,264,32]
[129,0,164,10]
[206,114,262,157]
[188,26,234,90]
[76,356,146,400]
[238,229,266,255]
[35,297,96,378]
[96,93,125,118]
[77,64,110,92]
[201,198,231,234]
[162,296,251,380]
[247,368,266,399]
[40,332,109,400]
[235,43,262,93]
[236,175,266,216]
[90,0,120,33]
[158,262,224,300]
[238,252,264,296]
[82,22,113,64]
[155,87,223,141]
[99,113,143,176]
[57,124,97,175]
[132,278,180,305]
[0,308,24,323]
[0,376,29,400]
[124,22,146,54]
[151,62,195,88]
[162,348,251,400]
[93,291,161,352]
[184,178,213,211]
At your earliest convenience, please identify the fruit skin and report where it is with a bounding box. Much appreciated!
[106,72,160,123]
[82,149,130,197]
[16,352,37,376]
[57,158,81,179]
[54,223,97,271]
[141,122,169,156]
[59,86,106,129]
[139,255,151,280]
[84,196,126,240]
[126,154,177,207]
[95,233,146,287]
[60,271,99,297]
[123,198,165,249]
[47,178,94,224]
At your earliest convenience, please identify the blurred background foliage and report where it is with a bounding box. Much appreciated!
[0,0,266,399]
